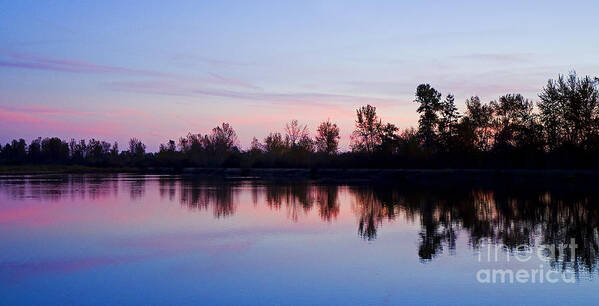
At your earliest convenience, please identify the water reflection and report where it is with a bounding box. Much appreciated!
[1,174,598,277]
[179,180,236,218]
[0,174,120,201]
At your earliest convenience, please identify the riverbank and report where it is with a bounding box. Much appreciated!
[181,167,599,187]
[1,166,598,188]
[0,165,141,174]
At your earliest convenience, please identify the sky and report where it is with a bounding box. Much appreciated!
[1,0,598,151]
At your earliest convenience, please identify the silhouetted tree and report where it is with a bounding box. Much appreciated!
[315,119,340,154]
[296,134,314,153]
[285,120,308,148]
[539,71,599,148]
[69,139,86,162]
[159,140,176,152]
[209,122,239,153]
[463,96,494,151]
[128,138,146,157]
[351,105,382,153]
[438,94,460,149]
[397,127,422,158]
[490,94,534,149]
[264,132,286,154]
[415,84,442,151]
[86,139,111,164]
[178,133,202,155]
[1,139,27,164]
[28,137,42,162]
[41,137,69,162]
[249,137,263,154]
[3,71,599,170]
[379,123,400,154]
[110,142,119,158]
[157,139,181,166]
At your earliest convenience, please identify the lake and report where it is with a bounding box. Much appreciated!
[1,174,598,305]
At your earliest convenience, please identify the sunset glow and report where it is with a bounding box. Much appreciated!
[2,1,598,150]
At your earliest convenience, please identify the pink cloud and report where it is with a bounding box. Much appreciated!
[106,80,397,107]
[0,108,47,124]
[0,106,123,138]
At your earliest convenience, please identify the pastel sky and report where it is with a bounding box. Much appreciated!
[1,0,598,150]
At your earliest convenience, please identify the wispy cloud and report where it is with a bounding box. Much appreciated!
[2,105,96,116]
[0,53,172,77]
[170,53,255,67]
[0,108,47,125]
[208,72,261,89]
[105,80,397,106]
[193,88,397,105]
[104,80,194,97]
[344,81,416,96]
[450,53,536,64]
[103,108,150,119]
[1,52,259,90]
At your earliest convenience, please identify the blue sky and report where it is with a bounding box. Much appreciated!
[1,0,598,150]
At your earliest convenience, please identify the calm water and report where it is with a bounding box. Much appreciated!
[1,174,598,305]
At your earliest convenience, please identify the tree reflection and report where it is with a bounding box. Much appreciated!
[0,174,120,201]
[178,180,236,218]
[316,185,340,222]
[2,176,599,276]
[343,184,599,273]
[127,177,145,201]
[158,176,177,201]
[263,183,315,221]
[349,187,397,240]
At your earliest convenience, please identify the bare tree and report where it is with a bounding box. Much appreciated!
[285,120,309,148]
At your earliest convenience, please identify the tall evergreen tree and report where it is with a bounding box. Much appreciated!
[414,84,442,151]
[438,94,460,149]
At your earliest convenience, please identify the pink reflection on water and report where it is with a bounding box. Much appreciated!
[0,176,406,282]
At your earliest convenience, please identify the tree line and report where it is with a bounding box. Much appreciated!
[2,71,599,169]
